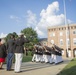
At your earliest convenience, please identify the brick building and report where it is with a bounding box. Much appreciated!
[48,24,76,58]
[39,38,47,46]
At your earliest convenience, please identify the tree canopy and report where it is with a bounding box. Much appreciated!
[5,32,18,41]
[5,27,39,50]
[21,27,39,50]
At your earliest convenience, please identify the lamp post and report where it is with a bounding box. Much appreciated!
[63,0,68,57]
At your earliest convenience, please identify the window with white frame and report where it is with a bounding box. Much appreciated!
[73,30,76,34]
[67,39,70,45]
[73,38,76,45]
[60,32,63,36]
[50,33,55,37]
[53,33,55,36]
[62,50,64,55]
[60,39,63,45]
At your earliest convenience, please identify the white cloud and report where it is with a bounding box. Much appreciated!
[34,1,72,38]
[0,33,7,38]
[10,15,21,22]
[34,27,44,36]
[68,19,73,24]
[26,10,37,27]
[40,1,59,17]
[10,1,72,38]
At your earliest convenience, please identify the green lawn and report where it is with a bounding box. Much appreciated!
[22,55,32,62]
[58,58,76,75]
[5,51,33,63]
[4,55,32,64]
[22,51,32,62]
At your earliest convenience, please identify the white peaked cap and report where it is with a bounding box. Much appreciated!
[51,40,54,44]
[24,35,26,38]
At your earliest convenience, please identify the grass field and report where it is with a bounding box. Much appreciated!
[4,54,32,64]
[22,51,32,62]
[58,58,76,75]
[22,55,32,62]
[5,51,32,63]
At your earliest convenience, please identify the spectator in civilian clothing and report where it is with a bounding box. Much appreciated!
[14,33,29,73]
[6,34,15,71]
[0,39,7,69]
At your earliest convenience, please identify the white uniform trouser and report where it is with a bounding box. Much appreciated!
[43,54,51,63]
[50,54,55,63]
[37,54,43,62]
[35,54,40,62]
[39,55,43,62]
[32,54,36,62]
[56,55,63,63]
[14,53,23,72]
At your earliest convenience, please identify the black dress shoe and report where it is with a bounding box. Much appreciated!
[0,68,4,70]
[7,69,14,71]
[10,69,14,71]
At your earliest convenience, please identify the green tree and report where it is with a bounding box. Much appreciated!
[12,32,18,38]
[5,32,18,41]
[5,33,12,41]
[21,27,39,50]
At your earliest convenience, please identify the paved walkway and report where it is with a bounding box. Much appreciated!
[0,58,72,75]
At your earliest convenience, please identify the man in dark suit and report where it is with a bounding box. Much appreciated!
[14,33,29,73]
[6,34,15,71]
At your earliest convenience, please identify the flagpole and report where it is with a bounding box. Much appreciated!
[63,0,68,57]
